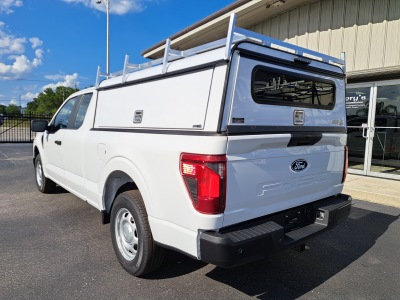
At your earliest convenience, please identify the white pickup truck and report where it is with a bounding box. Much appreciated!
[32,15,351,277]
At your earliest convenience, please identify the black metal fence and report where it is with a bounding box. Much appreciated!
[0,113,52,143]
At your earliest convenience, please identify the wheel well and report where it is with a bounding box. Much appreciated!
[102,171,138,224]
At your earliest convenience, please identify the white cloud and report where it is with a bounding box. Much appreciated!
[42,73,79,90]
[44,74,67,81]
[62,0,145,15]
[0,53,43,78]
[35,48,44,59]
[21,91,39,101]
[0,0,23,14]
[0,24,44,78]
[29,37,43,49]
[10,98,19,105]
[0,32,26,55]
[0,55,35,75]
[32,57,41,67]
[20,73,79,103]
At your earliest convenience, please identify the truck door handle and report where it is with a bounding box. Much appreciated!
[55,140,62,146]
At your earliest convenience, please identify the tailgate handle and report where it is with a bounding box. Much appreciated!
[55,140,62,146]
[287,133,322,147]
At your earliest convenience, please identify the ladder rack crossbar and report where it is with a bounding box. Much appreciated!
[95,13,345,88]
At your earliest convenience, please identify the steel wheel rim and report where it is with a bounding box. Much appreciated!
[115,208,138,261]
[36,162,43,188]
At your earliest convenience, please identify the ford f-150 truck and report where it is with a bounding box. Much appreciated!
[32,14,351,277]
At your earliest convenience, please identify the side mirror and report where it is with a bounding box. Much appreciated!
[31,120,49,132]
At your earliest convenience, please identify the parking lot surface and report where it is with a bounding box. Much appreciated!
[1,143,400,300]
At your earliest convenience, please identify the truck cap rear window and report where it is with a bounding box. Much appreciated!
[252,67,335,110]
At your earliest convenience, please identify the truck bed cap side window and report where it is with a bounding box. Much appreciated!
[252,67,335,110]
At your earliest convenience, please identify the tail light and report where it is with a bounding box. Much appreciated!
[342,146,348,183]
[180,153,226,214]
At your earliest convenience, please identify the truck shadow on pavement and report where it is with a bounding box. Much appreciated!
[149,204,399,299]
[51,185,70,194]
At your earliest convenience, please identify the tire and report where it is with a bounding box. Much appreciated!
[110,190,164,277]
[34,154,56,193]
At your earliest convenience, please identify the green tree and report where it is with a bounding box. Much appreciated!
[5,104,21,115]
[0,104,6,114]
[25,86,79,115]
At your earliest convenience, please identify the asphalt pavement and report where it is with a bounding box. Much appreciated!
[1,143,399,300]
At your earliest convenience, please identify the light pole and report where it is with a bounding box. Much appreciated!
[96,0,110,75]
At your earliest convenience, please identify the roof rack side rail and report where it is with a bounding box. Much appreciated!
[224,13,345,67]
[96,66,127,88]
[233,26,345,66]
[96,66,110,89]
[119,38,231,83]
[96,13,345,86]
[122,55,141,83]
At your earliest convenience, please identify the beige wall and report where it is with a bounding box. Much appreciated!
[250,0,400,73]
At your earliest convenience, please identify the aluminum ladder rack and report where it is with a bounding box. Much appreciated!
[96,13,346,88]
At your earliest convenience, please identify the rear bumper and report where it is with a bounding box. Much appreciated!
[199,194,352,267]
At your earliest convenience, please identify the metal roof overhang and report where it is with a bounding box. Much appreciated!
[347,67,400,83]
[141,0,316,59]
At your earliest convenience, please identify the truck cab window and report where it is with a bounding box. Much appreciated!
[52,93,93,130]
[53,97,78,129]
[73,93,92,129]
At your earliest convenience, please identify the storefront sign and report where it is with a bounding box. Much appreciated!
[346,95,366,109]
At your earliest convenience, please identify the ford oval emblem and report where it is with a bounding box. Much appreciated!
[291,159,308,172]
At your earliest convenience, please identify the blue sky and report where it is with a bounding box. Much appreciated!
[0,0,233,108]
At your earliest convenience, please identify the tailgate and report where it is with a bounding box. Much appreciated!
[221,44,346,227]
[223,133,346,226]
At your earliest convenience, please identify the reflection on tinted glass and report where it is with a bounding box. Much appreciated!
[252,68,335,109]
[376,85,400,120]
[54,97,78,129]
[73,94,92,129]
[345,87,370,119]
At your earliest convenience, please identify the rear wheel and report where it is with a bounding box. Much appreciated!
[110,190,164,277]
[35,154,56,193]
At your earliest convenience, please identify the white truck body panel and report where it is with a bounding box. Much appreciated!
[95,69,214,130]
